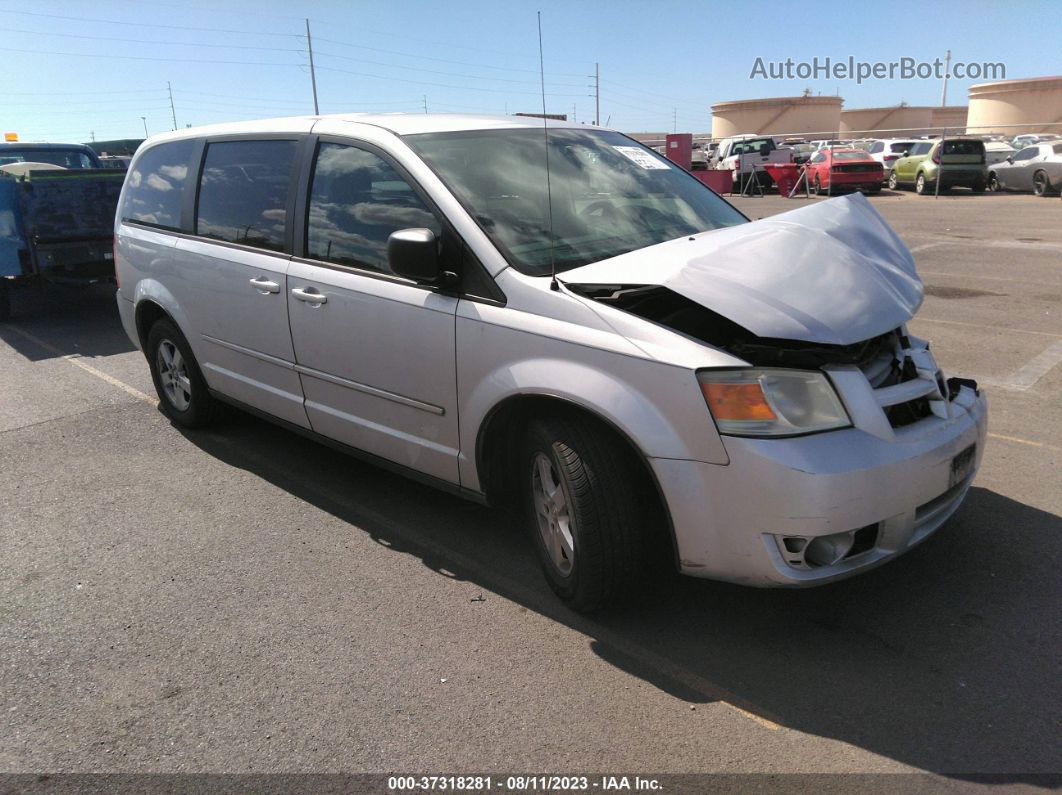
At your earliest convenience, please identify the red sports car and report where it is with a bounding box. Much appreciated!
[804,148,884,194]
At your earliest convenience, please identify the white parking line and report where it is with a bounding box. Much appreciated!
[991,340,1062,391]
[913,317,1062,339]
[1,325,155,405]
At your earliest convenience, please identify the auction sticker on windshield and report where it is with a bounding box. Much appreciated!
[612,146,671,169]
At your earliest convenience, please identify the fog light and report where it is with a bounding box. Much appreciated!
[805,531,855,567]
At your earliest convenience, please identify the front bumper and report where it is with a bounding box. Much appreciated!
[652,383,987,587]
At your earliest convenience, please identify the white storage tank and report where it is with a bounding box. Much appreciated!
[967,76,1062,135]
[932,106,968,131]
[710,96,842,139]
[838,105,935,137]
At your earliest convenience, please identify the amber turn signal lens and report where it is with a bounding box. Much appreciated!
[701,382,777,422]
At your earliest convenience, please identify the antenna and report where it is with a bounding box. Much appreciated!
[537,11,558,291]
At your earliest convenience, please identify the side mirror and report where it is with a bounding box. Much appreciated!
[1005,156,1013,164]
[387,228,455,286]
[901,150,910,158]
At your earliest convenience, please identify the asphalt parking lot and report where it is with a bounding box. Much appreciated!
[1,191,1059,782]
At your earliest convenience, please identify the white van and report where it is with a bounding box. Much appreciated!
[115,114,987,611]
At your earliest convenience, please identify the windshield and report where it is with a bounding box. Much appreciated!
[0,148,97,169]
[405,128,747,275]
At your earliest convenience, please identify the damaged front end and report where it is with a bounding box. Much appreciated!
[570,281,978,435]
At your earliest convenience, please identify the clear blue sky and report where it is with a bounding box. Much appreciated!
[1,0,1055,143]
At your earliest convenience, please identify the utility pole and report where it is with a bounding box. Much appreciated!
[572,103,576,123]
[306,18,320,115]
[90,131,95,142]
[141,116,148,138]
[940,49,952,106]
[673,108,677,133]
[167,81,177,130]
[423,95,428,113]
[594,62,600,125]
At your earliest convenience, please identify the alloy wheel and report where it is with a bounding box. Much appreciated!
[156,339,192,411]
[531,452,575,576]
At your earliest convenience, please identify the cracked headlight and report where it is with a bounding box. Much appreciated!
[697,368,851,437]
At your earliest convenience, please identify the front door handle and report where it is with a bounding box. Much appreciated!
[249,276,280,294]
[291,286,327,305]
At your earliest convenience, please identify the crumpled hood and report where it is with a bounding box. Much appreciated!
[560,193,923,346]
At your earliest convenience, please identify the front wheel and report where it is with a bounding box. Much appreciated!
[522,417,647,612]
[888,171,899,190]
[988,172,1000,192]
[1033,170,1051,196]
[146,318,223,428]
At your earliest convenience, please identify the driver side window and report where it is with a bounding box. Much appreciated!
[305,142,441,275]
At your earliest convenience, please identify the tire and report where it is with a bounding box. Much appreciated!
[888,171,899,190]
[988,172,999,192]
[1032,170,1050,197]
[521,416,646,612]
[915,172,929,195]
[146,318,223,428]
[813,176,822,196]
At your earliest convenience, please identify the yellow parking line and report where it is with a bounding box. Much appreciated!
[987,432,1058,451]
[2,325,155,405]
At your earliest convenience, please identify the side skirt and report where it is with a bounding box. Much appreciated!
[207,388,489,507]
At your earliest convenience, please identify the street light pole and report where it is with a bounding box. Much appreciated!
[141,116,148,138]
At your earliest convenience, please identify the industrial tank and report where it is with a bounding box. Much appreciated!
[710,96,842,139]
[838,106,935,137]
[967,76,1062,135]
[931,106,968,131]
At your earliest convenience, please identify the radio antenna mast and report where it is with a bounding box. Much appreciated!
[537,11,558,291]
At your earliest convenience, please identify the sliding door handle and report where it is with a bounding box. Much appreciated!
[291,287,327,305]
[249,276,280,294]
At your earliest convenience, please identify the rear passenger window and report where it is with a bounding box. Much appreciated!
[195,140,297,252]
[305,142,440,275]
[121,139,195,230]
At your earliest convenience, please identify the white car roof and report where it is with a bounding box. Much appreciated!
[141,113,597,146]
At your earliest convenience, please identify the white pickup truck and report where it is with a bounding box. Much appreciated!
[712,134,794,190]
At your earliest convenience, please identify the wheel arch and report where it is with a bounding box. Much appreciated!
[130,279,193,352]
[475,392,679,569]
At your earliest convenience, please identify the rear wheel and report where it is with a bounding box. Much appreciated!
[887,171,899,190]
[915,172,929,195]
[146,318,223,428]
[1033,169,1051,196]
[813,176,822,195]
[521,416,647,612]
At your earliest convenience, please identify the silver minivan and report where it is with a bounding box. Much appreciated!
[115,114,987,611]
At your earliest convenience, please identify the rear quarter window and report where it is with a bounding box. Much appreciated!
[943,140,985,155]
[121,139,195,231]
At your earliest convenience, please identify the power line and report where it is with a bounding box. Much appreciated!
[0,25,304,51]
[0,8,301,38]
[312,49,586,88]
[0,44,302,66]
[312,35,587,78]
[313,64,587,97]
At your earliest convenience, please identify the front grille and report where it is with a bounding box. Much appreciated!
[855,330,945,429]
